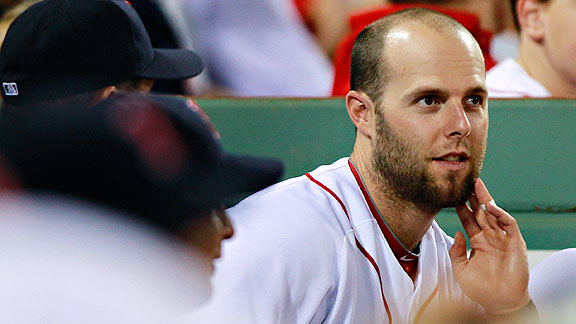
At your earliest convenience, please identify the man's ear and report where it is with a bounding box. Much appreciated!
[517,0,547,43]
[346,90,376,139]
[102,85,117,99]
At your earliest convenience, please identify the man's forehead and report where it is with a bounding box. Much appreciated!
[379,25,485,98]
[383,23,484,73]
[389,63,487,98]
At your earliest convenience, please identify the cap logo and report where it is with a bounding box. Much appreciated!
[2,82,18,96]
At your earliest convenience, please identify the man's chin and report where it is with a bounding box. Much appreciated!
[444,184,474,206]
[417,196,469,213]
[421,180,474,210]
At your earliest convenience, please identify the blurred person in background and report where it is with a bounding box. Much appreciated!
[487,0,576,98]
[405,0,519,62]
[0,93,283,323]
[0,0,204,110]
[176,0,334,97]
[293,0,363,58]
[529,248,576,323]
[296,0,518,60]
[330,0,502,95]
[128,0,209,95]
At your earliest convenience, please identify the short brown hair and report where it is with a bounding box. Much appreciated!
[350,8,469,106]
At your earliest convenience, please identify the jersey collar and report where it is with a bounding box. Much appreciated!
[348,159,419,276]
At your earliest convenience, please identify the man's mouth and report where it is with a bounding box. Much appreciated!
[433,154,469,162]
[432,153,469,170]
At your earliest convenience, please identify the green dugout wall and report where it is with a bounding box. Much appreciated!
[196,98,576,250]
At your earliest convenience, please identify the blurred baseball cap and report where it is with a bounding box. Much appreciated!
[0,0,204,106]
[0,94,283,233]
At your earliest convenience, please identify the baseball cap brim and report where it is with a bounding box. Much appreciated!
[185,153,284,209]
[217,153,284,195]
[138,49,204,80]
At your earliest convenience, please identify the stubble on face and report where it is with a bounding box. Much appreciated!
[371,111,482,213]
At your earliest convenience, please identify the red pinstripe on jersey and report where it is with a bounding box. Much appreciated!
[348,160,444,322]
[305,172,393,323]
[308,159,443,322]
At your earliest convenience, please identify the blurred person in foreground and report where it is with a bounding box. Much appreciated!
[529,248,576,323]
[0,0,203,110]
[0,194,208,324]
[190,8,535,324]
[487,0,576,98]
[0,93,283,323]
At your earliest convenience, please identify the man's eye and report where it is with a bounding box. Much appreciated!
[417,96,439,106]
[465,95,482,106]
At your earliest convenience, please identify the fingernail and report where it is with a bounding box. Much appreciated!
[480,200,496,211]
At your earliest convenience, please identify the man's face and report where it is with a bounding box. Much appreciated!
[182,207,234,273]
[371,23,488,212]
[542,0,576,90]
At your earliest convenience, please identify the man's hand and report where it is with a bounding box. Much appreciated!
[449,178,531,316]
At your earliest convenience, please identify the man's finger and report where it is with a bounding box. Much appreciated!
[474,178,493,205]
[485,201,521,237]
[474,205,492,232]
[485,209,502,231]
[469,193,479,211]
[449,231,468,269]
[456,204,481,238]
[471,178,496,231]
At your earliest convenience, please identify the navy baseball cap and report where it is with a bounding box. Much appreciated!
[0,94,283,233]
[0,0,204,105]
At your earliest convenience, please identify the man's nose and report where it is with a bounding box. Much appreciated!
[214,208,235,240]
[443,102,471,138]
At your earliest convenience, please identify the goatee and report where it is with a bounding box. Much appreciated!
[372,113,482,213]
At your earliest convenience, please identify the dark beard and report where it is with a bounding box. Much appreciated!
[372,113,479,213]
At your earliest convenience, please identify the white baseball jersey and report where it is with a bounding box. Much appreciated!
[189,158,477,324]
[486,58,550,98]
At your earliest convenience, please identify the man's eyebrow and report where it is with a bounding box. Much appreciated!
[465,86,488,96]
[402,86,488,101]
[402,87,450,101]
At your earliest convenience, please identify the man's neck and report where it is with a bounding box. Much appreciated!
[518,37,576,97]
[350,151,437,251]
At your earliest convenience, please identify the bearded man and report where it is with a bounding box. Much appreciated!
[189,8,534,324]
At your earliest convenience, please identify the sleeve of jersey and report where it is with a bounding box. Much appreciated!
[186,181,352,323]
